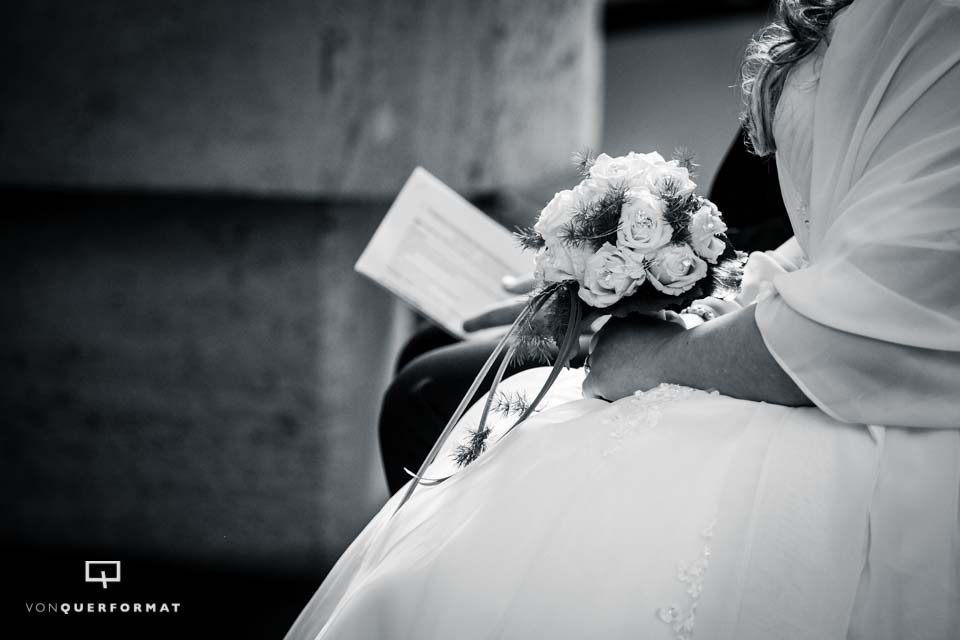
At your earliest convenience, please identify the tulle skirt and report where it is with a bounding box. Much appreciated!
[287,369,960,640]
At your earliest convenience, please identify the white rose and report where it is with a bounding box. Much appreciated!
[590,152,644,181]
[572,178,606,203]
[646,243,708,295]
[625,150,667,168]
[689,202,728,263]
[577,243,646,308]
[534,189,581,239]
[534,242,590,283]
[617,189,672,254]
[649,161,697,196]
[589,152,667,191]
[533,188,596,283]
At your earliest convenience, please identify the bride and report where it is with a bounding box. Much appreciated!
[288,0,960,638]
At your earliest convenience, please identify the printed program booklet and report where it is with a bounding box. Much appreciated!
[355,167,532,337]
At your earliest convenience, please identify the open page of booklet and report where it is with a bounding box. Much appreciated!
[355,167,533,338]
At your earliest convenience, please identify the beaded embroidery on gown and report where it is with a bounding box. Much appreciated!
[287,2,960,638]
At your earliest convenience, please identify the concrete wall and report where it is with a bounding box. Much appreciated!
[0,0,600,198]
[0,192,404,571]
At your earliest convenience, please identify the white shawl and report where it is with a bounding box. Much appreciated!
[755,0,960,428]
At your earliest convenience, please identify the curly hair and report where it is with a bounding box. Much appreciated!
[741,0,855,156]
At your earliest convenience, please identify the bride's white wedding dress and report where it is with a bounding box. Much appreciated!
[288,1,960,638]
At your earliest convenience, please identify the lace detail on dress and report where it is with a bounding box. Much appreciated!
[793,185,811,228]
[600,384,697,457]
[793,187,810,229]
[655,518,717,640]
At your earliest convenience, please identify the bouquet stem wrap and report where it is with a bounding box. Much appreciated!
[395,283,582,514]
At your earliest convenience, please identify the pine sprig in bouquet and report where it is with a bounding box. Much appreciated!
[397,150,743,512]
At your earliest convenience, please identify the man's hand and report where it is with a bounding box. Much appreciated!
[582,314,685,401]
[462,274,536,332]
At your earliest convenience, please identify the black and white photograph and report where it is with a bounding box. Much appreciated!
[3,0,959,638]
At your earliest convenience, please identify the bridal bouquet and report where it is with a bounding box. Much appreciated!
[514,150,740,351]
[399,150,742,509]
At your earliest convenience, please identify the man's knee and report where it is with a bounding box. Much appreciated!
[379,353,454,492]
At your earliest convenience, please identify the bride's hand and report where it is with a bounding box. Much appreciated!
[582,314,685,401]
